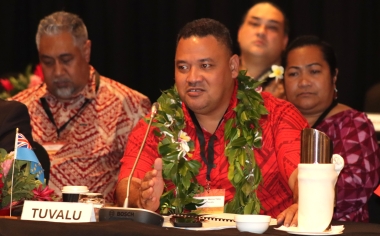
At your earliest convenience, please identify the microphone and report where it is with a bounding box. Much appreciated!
[99,102,164,226]
[124,102,158,208]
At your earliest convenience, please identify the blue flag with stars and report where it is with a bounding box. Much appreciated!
[16,133,45,183]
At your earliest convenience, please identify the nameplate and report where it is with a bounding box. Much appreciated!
[193,189,225,214]
[42,142,65,156]
[21,200,96,222]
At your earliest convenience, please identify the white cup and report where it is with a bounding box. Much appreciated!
[298,164,338,232]
[61,186,89,202]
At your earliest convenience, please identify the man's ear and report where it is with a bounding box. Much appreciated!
[83,40,91,63]
[230,54,240,78]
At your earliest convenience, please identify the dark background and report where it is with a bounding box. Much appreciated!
[0,0,379,111]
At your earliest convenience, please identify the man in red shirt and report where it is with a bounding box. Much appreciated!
[116,18,307,226]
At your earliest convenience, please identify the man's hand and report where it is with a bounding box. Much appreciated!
[277,203,298,227]
[137,158,164,211]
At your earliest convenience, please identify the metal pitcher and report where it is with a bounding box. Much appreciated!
[301,128,333,164]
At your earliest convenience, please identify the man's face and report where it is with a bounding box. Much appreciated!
[175,36,239,117]
[238,3,288,61]
[38,31,91,101]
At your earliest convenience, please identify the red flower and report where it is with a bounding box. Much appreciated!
[0,79,13,92]
[33,64,44,81]
[32,184,58,201]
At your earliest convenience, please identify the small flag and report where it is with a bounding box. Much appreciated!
[15,133,45,183]
[17,133,32,149]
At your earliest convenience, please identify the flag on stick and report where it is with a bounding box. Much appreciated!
[15,133,45,183]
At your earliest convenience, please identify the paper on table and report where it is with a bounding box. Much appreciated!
[275,225,344,235]
[163,213,277,231]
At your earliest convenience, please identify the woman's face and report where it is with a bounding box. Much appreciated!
[284,45,336,116]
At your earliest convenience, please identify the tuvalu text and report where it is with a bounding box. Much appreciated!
[31,208,82,220]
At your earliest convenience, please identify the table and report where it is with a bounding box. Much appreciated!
[0,219,379,236]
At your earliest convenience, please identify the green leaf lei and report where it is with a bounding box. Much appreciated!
[145,70,268,214]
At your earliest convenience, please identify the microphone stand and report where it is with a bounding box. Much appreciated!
[123,103,158,208]
[98,103,164,226]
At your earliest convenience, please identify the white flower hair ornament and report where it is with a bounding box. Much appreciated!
[268,65,284,82]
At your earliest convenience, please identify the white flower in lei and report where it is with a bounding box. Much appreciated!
[177,130,191,159]
[164,114,174,127]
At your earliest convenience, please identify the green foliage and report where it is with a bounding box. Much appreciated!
[0,148,43,208]
[224,71,267,214]
[1,160,38,207]
[0,65,32,99]
[146,87,204,214]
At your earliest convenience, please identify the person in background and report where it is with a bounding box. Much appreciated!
[0,99,50,183]
[238,1,288,99]
[0,99,33,152]
[283,35,380,222]
[11,11,151,202]
[116,18,308,226]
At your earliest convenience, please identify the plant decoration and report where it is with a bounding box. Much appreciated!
[146,69,275,215]
[146,87,204,215]
[0,146,58,210]
[0,64,44,99]
[223,70,268,214]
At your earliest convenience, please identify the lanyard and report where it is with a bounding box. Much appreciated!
[312,99,338,128]
[188,108,225,183]
[40,72,100,138]
[40,97,91,138]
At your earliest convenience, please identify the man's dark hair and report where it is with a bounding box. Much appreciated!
[283,35,338,77]
[241,1,289,35]
[177,18,233,55]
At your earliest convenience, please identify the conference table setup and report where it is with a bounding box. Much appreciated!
[0,126,379,235]
[0,215,380,235]
[1,1,380,236]
[1,199,380,235]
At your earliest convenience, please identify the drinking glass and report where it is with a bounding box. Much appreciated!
[78,193,104,221]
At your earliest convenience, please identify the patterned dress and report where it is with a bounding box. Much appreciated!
[118,86,308,218]
[11,66,151,202]
[316,109,380,222]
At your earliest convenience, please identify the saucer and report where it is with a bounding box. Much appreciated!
[286,230,342,235]
[275,225,344,235]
